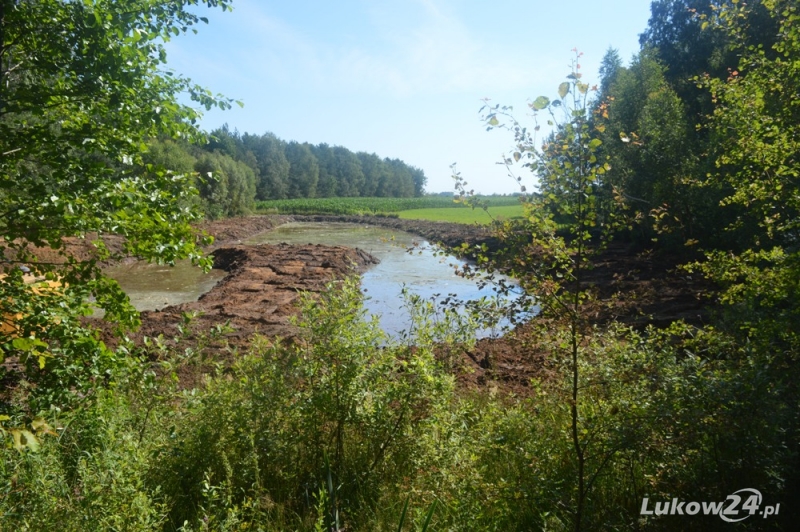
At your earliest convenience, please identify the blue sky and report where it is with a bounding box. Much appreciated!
[166,0,654,194]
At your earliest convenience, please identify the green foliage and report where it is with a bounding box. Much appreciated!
[153,278,458,530]
[689,0,800,359]
[243,131,291,200]
[0,0,234,411]
[194,151,257,219]
[285,141,320,198]
[593,49,710,246]
[464,51,631,530]
[0,392,168,531]
[2,274,797,531]
[257,195,520,216]
[211,131,427,201]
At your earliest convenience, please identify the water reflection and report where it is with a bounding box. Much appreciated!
[246,222,525,338]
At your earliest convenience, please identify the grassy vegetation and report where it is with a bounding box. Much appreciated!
[256,196,522,218]
[398,204,525,224]
[4,280,792,531]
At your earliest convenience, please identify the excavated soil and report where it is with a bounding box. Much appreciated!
[127,216,714,395]
[7,214,714,396]
[134,243,378,346]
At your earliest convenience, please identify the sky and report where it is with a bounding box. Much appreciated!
[165,0,654,195]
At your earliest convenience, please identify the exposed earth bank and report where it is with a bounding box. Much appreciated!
[130,243,378,349]
[96,214,712,395]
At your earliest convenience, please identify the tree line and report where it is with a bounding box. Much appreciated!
[582,0,785,252]
[144,127,427,219]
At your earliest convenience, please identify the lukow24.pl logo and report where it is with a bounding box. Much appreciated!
[641,489,780,522]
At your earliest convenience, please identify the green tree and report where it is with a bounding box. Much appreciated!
[693,0,800,352]
[357,152,387,197]
[409,165,427,197]
[332,146,365,197]
[597,47,622,97]
[194,151,257,219]
[382,158,416,197]
[0,0,234,409]
[207,124,259,174]
[285,141,319,198]
[243,132,290,200]
[468,52,623,530]
[595,50,705,245]
[312,143,338,197]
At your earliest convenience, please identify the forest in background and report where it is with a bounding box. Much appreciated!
[2,0,800,530]
[146,127,427,220]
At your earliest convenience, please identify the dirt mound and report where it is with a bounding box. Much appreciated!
[121,243,378,352]
[9,216,279,268]
[198,215,279,247]
[51,215,713,397]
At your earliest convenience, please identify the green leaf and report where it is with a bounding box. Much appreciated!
[11,337,46,351]
[588,138,603,149]
[558,82,570,99]
[531,96,550,110]
[11,429,40,453]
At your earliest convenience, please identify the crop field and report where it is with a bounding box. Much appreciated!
[398,204,525,224]
[256,196,524,223]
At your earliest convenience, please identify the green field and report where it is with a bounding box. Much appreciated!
[398,204,525,224]
[256,196,524,223]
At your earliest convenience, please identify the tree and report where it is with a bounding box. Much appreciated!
[693,0,800,351]
[285,141,319,198]
[311,143,338,197]
[243,132,289,200]
[332,146,364,197]
[595,49,704,245]
[468,52,623,531]
[356,152,387,197]
[194,151,257,219]
[0,0,235,409]
[640,0,779,120]
[207,124,258,175]
[597,47,622,97]
[142,138,197,176]
[409,165,427,197]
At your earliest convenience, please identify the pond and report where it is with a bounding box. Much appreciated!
[102,259,228,313]
[105,222,525,338]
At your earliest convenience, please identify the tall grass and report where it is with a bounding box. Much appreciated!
[2,283,795,530]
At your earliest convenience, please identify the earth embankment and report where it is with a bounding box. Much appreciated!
[106,243,378,352]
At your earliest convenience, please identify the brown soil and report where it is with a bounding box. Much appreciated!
[134,243,378,346]
[9,214,715,397]
[453,244,713,395]
[10,215,279,266]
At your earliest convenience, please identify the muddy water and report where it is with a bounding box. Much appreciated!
[245,222,520,337]
[103,222,520,337]
[103,260,228,312]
